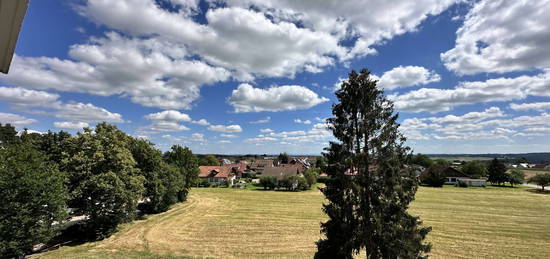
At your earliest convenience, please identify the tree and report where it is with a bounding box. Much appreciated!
[0,143,67,258]
[420,163,447,187]
[63,123,144,239]
[259,175,277,190]
[0,123,19,148]
[529,174,550,191]
[487,158,507,186]
[316,69,431,259]
[303,168,319,189]
[199,154,219,166]
[410,153,433,168]
[129,138,182,213]
[164,145,200,202]
[278,152,290,164]
[315,156,328,170]
[507,169,525,187]
[461,161,487,178]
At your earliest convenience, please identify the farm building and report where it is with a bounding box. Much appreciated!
[443,167,470,185]
[457,178,487,187]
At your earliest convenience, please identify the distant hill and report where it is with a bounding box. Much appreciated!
[427,153,550,164]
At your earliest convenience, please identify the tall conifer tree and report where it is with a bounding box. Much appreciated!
[316,69,431,259]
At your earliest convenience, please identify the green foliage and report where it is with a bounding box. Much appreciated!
[315,156,328,170]
[529,174,550,191]
[461,161,487,178]
[303,168,319,189]
[316,69,431,259]
[259,175,277,190]
[278,152,290,164]
[411,153,433,168]
[164,145,200,202]
[199,154,219,166]
[0,123,19,148]
[457,180,469,188]
[421,163,447,187]
[487,158,507,186]
[0,143,68,258]
[507,169,525,187]
[64,123,145,239]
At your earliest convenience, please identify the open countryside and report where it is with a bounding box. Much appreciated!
[36,184,550,259]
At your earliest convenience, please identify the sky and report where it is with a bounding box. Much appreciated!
[1,0,549,155]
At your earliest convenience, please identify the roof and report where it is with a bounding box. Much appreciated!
[262,167,300,180]
[280,163,306,173]
[250,159,274,169]
[224,162,247,172]
[0,0,29,74]
[443,167,469,178]
[198,166,233,178]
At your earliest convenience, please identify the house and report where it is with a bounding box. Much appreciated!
[280,163,307,174]
[457,178,487,187]
[224,162,248,177]
[532,164,547,169]
[262,166,302,180]
[198,166,236,185]
[443,167,470,185]
[249,159,274,174]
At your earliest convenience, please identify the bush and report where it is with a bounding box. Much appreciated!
[259,175,277,190]
[198,178,209,187]
[457,181,469,188]
[420,163,447,187]
[317,176,330,183]
[303,168,319,189]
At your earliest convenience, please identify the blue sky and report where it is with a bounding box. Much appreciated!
[1,0,549,154]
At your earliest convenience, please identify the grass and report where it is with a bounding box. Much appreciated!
[429,156,493,162]
[35,185,550,259]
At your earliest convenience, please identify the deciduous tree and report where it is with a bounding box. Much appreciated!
[164,145,200,202]
[529,174,550,191]
[487,158,507,186]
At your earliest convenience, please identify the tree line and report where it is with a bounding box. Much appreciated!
[0,122,199,258]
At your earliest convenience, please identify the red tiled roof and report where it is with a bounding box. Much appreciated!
[198,166,233,178]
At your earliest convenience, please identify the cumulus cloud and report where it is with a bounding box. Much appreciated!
[376,66,440,90]
[1,33,230,109]
[228,83,328,112]
[400,107,550,141]
[55,102,124,123]
[510,102,550,112]
[0,112,37,126]
[54,121,90,130]
[294,119,312,124]
[245,122,332,144]
[145,110,191,122]
[220,133,238,138]
[191,133,205,142]
[0,86,59,107]
[260,128,273,133]
[207,124,243,133]
[192,119,210,126]
[391,70,550,113]
[442,0,550,75]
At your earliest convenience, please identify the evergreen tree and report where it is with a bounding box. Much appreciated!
[278,152,290,164]
[0,143,67,258]
[316,69,431,259]
[461,161,487,178]
[164,145,200,202]
[487,158,507,186]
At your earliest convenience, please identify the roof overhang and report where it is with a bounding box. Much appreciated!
[0,0,29,74]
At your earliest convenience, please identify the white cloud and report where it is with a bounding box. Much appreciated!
[54,121,90,130]
[391,70,550,113]
[191,133,205,142]
[442,0,550,75]
[294,119,312,124]
[218,140,232,144]
[0,112,37,126]
[207,124,242,133]
[228,83,328,112]
[192,119,210,126]
[510,102,550,112]
[0,86,59,107]
[245,122,332,144]
[260,128,273,133]
[54,102,124,123]
[145,110,191,122]
[249,116,271,124]
[1,33,230,109]
[376,66,440,90]
[220,134,238,138]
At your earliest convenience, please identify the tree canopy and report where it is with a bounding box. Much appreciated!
[316,69,431,258]
[199,154,219,166]
[529,174,550,191]
[487,158,507,186]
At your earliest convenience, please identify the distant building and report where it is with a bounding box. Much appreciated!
[442,167,470,185]
[198,166,236,185]
[262,167,302,180]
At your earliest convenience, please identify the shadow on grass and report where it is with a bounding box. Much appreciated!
[526,189,550,195]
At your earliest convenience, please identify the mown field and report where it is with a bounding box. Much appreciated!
[35,186,550,259]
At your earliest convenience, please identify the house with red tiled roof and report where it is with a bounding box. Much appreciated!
[199,166,236,185]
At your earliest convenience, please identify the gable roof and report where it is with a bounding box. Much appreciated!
[250,159,274,169]
[198,166,233,178]
[262,167,300,180]
[443,167,469,178]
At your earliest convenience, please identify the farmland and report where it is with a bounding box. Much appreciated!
[35,186,550,259]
